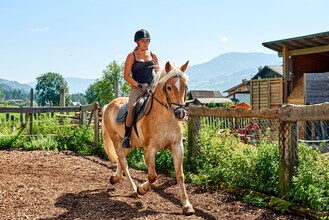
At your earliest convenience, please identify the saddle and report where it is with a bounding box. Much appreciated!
[116,93,152,124]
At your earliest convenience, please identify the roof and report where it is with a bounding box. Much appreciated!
[251,65,283,80]
[187,90,223,99]
[262,31,329,53]
[193,98,233,104]
[223,80,249,93]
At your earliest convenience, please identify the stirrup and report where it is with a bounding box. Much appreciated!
[122,137,131,148]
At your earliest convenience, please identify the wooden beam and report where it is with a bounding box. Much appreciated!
[282,46,289,104]
[278,44,329,57]
[279,102,329,122]
[188,105,280,119]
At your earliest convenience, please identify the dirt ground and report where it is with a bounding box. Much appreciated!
[0,149,309,220]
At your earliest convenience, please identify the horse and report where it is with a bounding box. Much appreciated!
[101,61,195,215]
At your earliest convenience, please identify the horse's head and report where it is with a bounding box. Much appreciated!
[155,61,189,121]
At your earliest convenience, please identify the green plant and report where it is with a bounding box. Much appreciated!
[126,147,147,170]
[290,143,329,211]
[185,121,329,212]
[243,195,267,208]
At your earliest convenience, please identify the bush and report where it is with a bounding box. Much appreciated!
[187,122,329,212]
[290,144,329,211]
[0,113,96,155]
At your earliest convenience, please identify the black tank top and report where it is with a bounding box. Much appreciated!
[131,52,155,84]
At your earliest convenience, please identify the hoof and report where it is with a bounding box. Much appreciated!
[182,205,195,216]
[110,176,119,185]
[129,192,138,198]
[137,185,147,195]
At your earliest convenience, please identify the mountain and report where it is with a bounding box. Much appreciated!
[186,52,281,93]
[65,77,97,94]
[1,52,281,95]
[0,79,32,92]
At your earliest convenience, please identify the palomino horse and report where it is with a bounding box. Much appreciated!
[102,61,195,215]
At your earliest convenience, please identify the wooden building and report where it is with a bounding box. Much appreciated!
[223,79,250,104]
[250,65,283,80]
[249,65,283,109]
[262,31,329,105]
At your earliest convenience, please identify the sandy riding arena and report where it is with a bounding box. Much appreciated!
[0,150,306,220]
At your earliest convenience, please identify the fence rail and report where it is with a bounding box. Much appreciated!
[187,102,329,198]
[0,102,101,144]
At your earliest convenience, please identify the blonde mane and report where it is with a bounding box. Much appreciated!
[157,63,189,85]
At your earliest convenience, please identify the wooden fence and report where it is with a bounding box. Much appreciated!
[187,102,329,198]
[0,102,101,145]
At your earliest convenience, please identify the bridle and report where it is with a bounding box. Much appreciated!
[145,76,188,116]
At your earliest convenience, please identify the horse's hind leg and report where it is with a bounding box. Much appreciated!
[114,144,138,197]
[137,148,157,195]
[110,161,123,184]
[170,143,195,215]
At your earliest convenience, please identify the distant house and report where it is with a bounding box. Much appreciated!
[70,101,81,106]
[186,90,233,106]
[223,79,250,104]
[249,65,283,109]
[250,65,283,80]
[223,65,283,105]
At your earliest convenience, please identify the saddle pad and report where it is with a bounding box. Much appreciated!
[116,94,151,124]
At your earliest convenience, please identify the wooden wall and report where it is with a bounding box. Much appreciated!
[305,72,329,104]
[250,78,283,110]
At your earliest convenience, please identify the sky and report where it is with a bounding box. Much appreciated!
[1,0,329,84]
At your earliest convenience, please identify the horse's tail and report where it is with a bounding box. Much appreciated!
[102,104,118,163]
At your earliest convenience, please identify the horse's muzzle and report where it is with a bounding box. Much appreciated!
[174,107,187,121]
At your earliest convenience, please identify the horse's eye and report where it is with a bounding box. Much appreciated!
[166,85,172,92]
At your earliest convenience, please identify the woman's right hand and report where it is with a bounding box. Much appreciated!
[138,83,149,92]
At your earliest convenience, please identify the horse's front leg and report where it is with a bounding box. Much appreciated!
[137,148,157,195]
[170,143,195,215]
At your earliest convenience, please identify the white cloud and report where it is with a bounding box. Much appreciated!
[28,27,51,32]
[219,36,228,43]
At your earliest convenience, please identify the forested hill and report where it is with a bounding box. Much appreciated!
[1,52,281,94]
[0,79,32,92]
[186,52,281,93]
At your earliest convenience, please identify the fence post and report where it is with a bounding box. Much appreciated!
[29,88,33,136]
[278,121,298,198]
[187,116,195,162]
[187,115,201,167]
[60,88,65,114]
[94,102,100,145]
[115,80,119,98]
[79,111,85,125]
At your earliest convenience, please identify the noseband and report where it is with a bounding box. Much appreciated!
[147,76,187,116]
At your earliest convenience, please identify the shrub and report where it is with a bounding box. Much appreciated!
[290,144,329,211]
[187,122,329,212]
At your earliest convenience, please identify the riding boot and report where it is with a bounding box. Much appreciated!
[122,126,132,148]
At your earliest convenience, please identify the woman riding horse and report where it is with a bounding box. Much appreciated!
[102,61,195,215]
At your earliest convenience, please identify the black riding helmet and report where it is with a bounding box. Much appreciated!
[134,29,151,42]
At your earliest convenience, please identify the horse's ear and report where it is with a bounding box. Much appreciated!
[180,61,189,72]
[165,61,173,73]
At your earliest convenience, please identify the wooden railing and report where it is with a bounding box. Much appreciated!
[0,102,101,145]
[187,102,329,198]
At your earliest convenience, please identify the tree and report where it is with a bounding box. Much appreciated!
[35,72,70,106]
[85,61,129,106]
[0,85,3,100]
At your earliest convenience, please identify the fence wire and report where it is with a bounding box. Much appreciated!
[0,112,95,139]
[188,115,329,153]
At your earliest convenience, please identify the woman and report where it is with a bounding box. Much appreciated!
[122,29,160,148]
